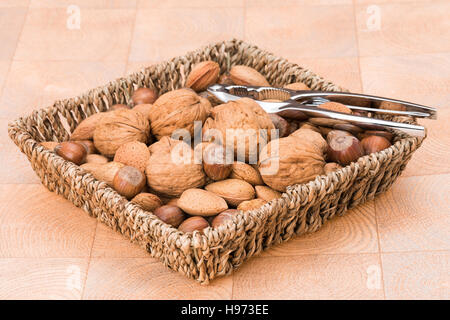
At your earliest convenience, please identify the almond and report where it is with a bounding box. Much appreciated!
[71,112,104,141]
[178,188,228,216]
[186,61,220,92]
[237,198,267,212]
[255,185,282,202]
[80,161,124,185]
[230,162,264,186]
[86,154,109,164]
[132,103,153,119]
[319,101,352,114]
[205,179,255,207]
[284,82,310,90]
[131,193,163,212]
[229,65,270,86]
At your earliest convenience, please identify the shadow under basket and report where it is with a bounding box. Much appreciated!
[8,39,425,284]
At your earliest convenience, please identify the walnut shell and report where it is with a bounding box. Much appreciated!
[290,128,328,154]
[145,137,206,197]
[93,109,150,157]
[149,88,212,140]
[258,135,326,192]
[202,98,275,162]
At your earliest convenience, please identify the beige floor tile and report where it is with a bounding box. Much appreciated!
[359,53,450,108]
[375,175,450,253]
[0,258,88,299]
[295,56,363,92]
[247,0,352,5]
[0,60,126,119]
[401,108,450,177]
[0,61,11,96]
[0,6,28,60]
[245,4,357,60]
[359,54,450,177]
[260,200,378,257]
[0,0,29,7]
[138,0,244,8]
[0,184,97,257]
[126,60,160,75]
[14,8,135,61]
[29,0,136,8]
[91,223,149,258]
[83,258,233,299]
[355,1,450,57]
[382,252,450,299]
[232,254,384,299]
[1,118,41,184]
[129,8,244,62]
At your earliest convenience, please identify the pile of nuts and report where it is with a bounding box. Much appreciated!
[40,61,392,234]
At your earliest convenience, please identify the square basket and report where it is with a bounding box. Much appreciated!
[8,39,425,284]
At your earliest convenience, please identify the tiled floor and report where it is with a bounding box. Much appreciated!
[1,0,449,300]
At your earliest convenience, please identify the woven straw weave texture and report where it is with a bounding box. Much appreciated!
[7,39,425,284]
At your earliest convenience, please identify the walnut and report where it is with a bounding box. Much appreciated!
[290,128,328,154]
[93,109,150,157]
[145,137,206,197]
[202,98,275,162]
[258,135,325,192]
[149,88,211,140]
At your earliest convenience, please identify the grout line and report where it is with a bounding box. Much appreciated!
[80,220,98,300]
[123,4,139,76]
[0,4,29,99]
[372,193,387,299]
[351,0,365,93]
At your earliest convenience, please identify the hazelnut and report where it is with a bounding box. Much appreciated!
[327,135,364,165]
[211,209,239,228]
[361,135,391,155]
[112,166,146,199]
[268,113,290,138]
[75,140,97,154]
[202,143,232,181]
[178,216,209,233]
[132,87,158,105]
[358,130,393,143]
[153,205,186,228]
[54,141,87,165]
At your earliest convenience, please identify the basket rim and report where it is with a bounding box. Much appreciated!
[7,38,425,283]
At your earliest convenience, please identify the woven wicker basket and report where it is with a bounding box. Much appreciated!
[8,39,425,284]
